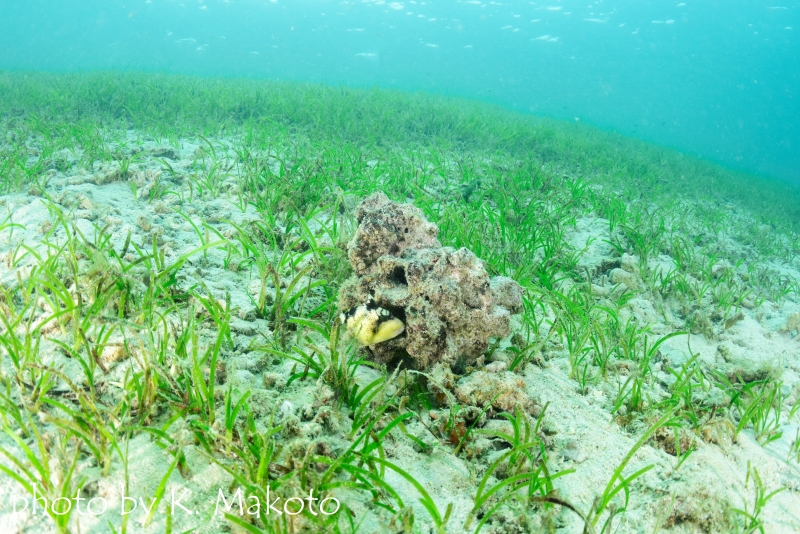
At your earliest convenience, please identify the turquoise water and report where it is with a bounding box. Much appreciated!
[1,0,797,184]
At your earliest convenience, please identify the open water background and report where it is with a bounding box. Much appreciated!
[1,0,797,185]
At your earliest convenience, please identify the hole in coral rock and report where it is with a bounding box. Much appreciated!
[389,265,408,286]
[385,350,417,371]
[380,302,407,324]
[451,356,467,375]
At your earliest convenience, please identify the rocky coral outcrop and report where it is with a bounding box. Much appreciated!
[338,192,523,370]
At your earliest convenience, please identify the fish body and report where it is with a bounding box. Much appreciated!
[341,304,404,346]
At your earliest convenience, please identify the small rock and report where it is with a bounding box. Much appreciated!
[782,312,800,337]
[562,439,586,463]
[610,267,640,290]
[454,370,534,414]
[136,215,151,232]
[230,318,257,336]
[620,253,640,275]
[263,372,287,390]
[485,360,508,373]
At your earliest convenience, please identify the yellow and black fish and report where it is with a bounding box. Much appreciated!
[340,303,405,346]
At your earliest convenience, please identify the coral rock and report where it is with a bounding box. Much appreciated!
[339,192,523,370]
[347,191,440,276]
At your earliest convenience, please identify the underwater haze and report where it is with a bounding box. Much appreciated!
[6,2,800,534]
[1,0,798,185]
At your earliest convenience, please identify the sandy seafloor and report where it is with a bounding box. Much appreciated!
[0,132,799,534]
